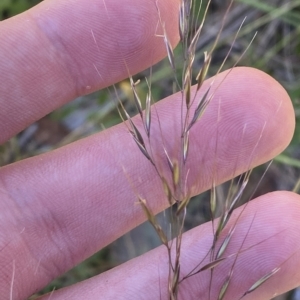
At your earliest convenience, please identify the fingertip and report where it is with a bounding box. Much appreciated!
[32,0,181,93]
[35,191,300,300]
[232,67,295,150]
[151,67,295,192]
[0,0,180,142]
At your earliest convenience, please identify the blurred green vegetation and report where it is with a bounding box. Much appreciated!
[1,0,300,298]
[0,0,41,20]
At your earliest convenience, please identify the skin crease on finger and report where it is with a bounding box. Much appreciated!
[0,0,180,143]
[0,67,296,298]
[36,192,300,300]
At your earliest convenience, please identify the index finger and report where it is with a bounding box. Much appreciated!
[0,0,179,143]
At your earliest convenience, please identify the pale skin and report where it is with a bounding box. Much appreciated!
[0,0,300,299]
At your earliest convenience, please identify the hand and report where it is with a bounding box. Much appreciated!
[0,0,299,299]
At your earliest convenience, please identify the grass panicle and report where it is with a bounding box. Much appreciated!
[239,267,281,299]
[115,0,283,299]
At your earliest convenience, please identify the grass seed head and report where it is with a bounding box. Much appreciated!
[162,177,174,205]
[130,78,143,119]
[240,267,281,299]
[187,86,211,132]
[196,51,212,91]
[218,275,232,300]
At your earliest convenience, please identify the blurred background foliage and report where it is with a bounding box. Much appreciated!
[0,0,40,18]
[1,0,300,299]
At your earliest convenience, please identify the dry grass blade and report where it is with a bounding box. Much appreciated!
[183,0,192,18]
[226,179,249,217]
[216,212,257,299]
[172,160,180,189]
[184,66,192,108]
[215,211,228,241]
[240,267,280,299]
[187,86,211,131]
[138,197,168,246]
[120,103,139,139]
[218,273,232,300]
[198,257,226,272]
[121,107,153,164]
[216,227,235,260]
[132,134,152,163]
[196,51,211,91]
[128,123,149,159]
[179,0,193,44]
[176,196,191,216]
[216,175,250,239]
[183,130,189,163]
[138,197,155,225]
[171,264,180,298]
[210,181,217,219]
[145,91,151,137]
[162,177,174,205]
[188,0,211,54]
[179,0,187,42]
[163,145,174,173]
[163,29,176,71]
[130,78,143,119]
[292,177,300,193]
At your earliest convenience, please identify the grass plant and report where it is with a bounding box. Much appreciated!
[3,0,300,299]
[110,1,286,299]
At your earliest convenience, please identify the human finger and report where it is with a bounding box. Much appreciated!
[0,0,179,143]
[0,67,294,298]
[36,191,300,300]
